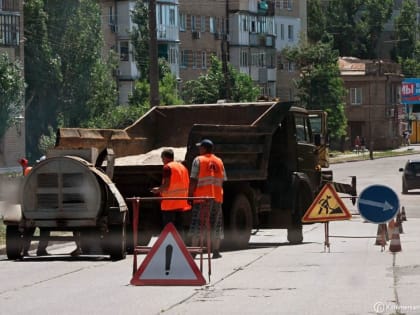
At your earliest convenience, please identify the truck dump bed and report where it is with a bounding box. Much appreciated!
[56,101,293,163]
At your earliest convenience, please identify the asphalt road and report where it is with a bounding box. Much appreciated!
[1,152,420,314]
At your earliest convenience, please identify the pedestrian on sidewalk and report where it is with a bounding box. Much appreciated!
[354,136,361,154]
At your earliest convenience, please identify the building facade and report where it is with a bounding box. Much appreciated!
[339,57,404,150]
[100,0,180,105]
[0,0,24,168]
[100,0,305,102]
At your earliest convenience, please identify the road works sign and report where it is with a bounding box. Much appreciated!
[130,223,206,286]
[302,183,352,223]
[357,185,399,224]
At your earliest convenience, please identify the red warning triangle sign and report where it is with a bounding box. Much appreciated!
[302,183,352,223]
[130,223,206,286]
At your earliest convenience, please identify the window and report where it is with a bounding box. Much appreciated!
[295,115,310,143]
[181,50,189,68]
[280,24,284,40]
[179,13,186,31]
[242,16,248,31]
[276,0,293,9]
[169,8,176,25]
[210,17,216,33]
[191,16,196,31]
[240,49,249,67]
[119,41,129,61]
[108,6,114,25]
[201,51,207,69]
[200,16,206,32]
[350,87,362,105]
[288,25,294,41]
[192,51,198,69]
[168,47,178,65]
[0,14,20,46]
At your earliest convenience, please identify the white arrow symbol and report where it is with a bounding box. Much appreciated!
[359,199,394,212]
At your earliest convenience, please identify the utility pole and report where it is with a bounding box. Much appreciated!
[221,0,231,100]
[149,0,160,107]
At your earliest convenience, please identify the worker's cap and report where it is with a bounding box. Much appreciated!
[36,155,46,163]
[196,139,214,148]
[18,158,28,166]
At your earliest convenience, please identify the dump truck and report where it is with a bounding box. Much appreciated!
[4,101,356,260]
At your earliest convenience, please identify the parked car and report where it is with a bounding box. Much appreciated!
[399,159,420,194]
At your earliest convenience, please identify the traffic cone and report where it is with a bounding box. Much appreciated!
[401,206,407,221]
[396,212,404,234]
[389,220,402,253]
[383,223,389,241]
[387,219,395,240]
[374,224,386,247]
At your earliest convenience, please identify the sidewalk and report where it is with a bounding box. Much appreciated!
[330,144,420,164]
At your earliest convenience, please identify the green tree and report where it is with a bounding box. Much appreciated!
[24,0,118,158]
[325,0,392,59]
[392,0,417,61]
[131,0,149,79]
[284,36,347,140]
[24,0,61,160]
[182,56,260,104]
[0,53,25,139]
[307,0,326,43]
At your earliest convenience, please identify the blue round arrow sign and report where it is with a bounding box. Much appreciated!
[357,185,400,224]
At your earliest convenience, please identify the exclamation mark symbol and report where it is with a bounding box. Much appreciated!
[165,245,173,275]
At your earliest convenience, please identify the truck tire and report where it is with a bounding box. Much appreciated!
[107,213,127,261]
[225,194,253,249]
[6,225,23,260]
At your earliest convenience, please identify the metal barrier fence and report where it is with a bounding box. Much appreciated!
[126,196,214,280]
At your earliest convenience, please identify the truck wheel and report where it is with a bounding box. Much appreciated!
[107,213,127,261]
[6,225,23,260]
[225,194,253,249]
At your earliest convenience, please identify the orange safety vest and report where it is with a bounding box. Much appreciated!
[194,154,224,203]
[161,161,191,211]
[23,166,32,176]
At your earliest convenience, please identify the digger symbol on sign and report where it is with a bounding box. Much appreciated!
[318,195,344,215]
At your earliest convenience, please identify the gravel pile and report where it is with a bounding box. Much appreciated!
[115,147,187,166]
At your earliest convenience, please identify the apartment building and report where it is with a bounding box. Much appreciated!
[100,0,305,102]
[0,0,24,168]
[178,0,306,99]
[100,0,180,105]
[275,0,306,101]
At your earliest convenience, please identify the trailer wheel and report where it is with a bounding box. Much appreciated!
[6,225,23,260]
[107,213,127,261]
[224,194,253,249]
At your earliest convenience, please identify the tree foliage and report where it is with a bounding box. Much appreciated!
[390,0,420,77]
[131,0,149,79]
[284,36,347,140]
[24,0,118,159]
[323,0,392,59]
[0,53,25,139]
[182,56,260,104]
[307,0,326,43]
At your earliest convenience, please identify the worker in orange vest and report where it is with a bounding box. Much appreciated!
[151,149,191,237]
[18,158,32,176]
[188,139,227,259]
[18,157,50,256]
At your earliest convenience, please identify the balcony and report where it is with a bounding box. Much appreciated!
[249,33,275,47]
[0,0,19,12]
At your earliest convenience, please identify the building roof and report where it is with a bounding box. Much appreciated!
[339,57,368,75]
